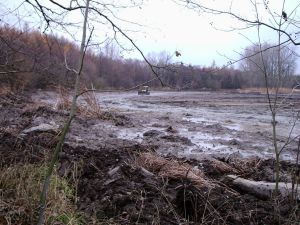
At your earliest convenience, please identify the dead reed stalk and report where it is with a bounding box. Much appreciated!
[136,152,213,188]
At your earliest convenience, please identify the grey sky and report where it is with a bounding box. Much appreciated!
[122,0,300,70]
[1,0,300,72]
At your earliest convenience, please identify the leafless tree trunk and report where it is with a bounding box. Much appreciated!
[36,1,90,224]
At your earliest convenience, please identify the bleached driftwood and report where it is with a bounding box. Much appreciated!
[227,175,300,200]
[22,122,59,134]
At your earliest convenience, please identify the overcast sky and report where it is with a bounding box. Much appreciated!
[120,0,300,70]
[1,0,300,72]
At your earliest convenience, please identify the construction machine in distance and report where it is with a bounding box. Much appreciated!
[138,86,150,95]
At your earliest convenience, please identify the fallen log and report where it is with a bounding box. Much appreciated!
[227,175,300,200]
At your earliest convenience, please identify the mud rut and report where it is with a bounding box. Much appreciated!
[0,93,299,225]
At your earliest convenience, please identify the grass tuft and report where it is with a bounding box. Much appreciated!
[0,164,81,225]
[54,86,104,119]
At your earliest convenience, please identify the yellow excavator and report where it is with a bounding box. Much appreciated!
[138,86,150,95]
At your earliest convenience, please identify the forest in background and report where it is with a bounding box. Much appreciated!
[1,25,299,92]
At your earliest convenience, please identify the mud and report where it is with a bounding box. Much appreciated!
[1,91,300,224]
[86,91,300,162]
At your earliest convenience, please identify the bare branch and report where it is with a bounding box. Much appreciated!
[25,0,166,86]
[178,0,300,46]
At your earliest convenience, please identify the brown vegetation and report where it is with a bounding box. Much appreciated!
[0,164,79,225]
[1,26,299,92]
[136,152,212,188]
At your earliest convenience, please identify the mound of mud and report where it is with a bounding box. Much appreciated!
[161,135,193,145]
[143,129,163,137]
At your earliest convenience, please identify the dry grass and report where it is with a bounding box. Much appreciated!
[54,86,106,119]
[239,87,300,94]
[227,157,262,175]
[0,86,13,96]
[54,86,72,111]
[0,164,81,225]
[136,152,213,188]
[81,91,102,118]
[204,158,239,174]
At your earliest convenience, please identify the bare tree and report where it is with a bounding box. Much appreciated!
[241,42,296,88]
[177,0,300,195]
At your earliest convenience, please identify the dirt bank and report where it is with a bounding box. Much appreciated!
[0,91,299,224]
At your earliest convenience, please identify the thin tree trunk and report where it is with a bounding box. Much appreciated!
[292,138,300,201]
[273,14,283,195]
[272,112,280,194]
[271,112,280,193]
[36,1,90,224]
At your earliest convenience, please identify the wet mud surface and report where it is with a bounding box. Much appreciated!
[1,91,300,224]
[90,91,300,162]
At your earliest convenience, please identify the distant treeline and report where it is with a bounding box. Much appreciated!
[0,25,299,91]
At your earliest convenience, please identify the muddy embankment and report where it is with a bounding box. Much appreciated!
[0,91,300,224]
